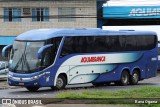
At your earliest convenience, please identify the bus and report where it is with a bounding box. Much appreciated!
[158,43,160,70]
[2,28,158,91]
[0,61,9,80]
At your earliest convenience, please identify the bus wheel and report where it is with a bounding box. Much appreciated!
[26,87,39,92]
[130,70,139,85]
[118,70,129,86]
[53,75,66,90]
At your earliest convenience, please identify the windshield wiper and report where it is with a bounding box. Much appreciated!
[13,52,31,73]
[22,51,31,73]
[12,52,25,72]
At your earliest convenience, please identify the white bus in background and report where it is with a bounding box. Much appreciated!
[104,0,160,6]
[0,61,8,80]
[103,26,160,41]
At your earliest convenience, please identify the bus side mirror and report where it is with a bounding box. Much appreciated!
[37,44,53,59]
[2,44,12,58]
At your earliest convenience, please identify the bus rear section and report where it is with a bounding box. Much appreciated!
[57,33,158,87]
[158,43,160,70]
[2,28,158,91]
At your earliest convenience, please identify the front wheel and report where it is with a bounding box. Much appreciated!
[51,75,66,90]
[26,87,39,92]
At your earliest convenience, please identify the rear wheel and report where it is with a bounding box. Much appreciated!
[26,87,39,92]
[130,70,139,85]
[117,70,129,86]
[51,75,66,90]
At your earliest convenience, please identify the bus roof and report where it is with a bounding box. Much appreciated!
[103,25,160,41]
[16,28,157,41]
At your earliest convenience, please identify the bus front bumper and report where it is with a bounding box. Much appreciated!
[7,72,51,87]
[8,76,41,87]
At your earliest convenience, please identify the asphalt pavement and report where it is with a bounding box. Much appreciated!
[0,73,160,98]
[0,73,160,107]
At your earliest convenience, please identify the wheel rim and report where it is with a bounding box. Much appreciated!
[132,73,138,83]
[122,74,128,84]
[56,77,64,89]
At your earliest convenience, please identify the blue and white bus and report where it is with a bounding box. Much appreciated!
[158,43,160,70]
[2,28,158,91]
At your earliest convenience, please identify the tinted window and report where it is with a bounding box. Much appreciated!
[61,35,157,57]
[61,37,87,55]
[42,37,62,66]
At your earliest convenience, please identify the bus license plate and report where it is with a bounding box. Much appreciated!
[19,83,24,85]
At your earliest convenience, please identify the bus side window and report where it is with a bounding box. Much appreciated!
[94,37,106,52]
[125,36,137,51]
[61,36,87,56]
[144,36,156,50]
[136,36,150,50]
[41,45,54,67]
[86,36,94,53]
[61,37,73,57]
[119,36,126,51]
[42,37,62,67]
[78,37,87,53]
[72,37,79,53]
[108,36,119,52]
[43,50,52,66]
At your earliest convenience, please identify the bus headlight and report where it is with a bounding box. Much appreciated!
[32,73,45,79]
[32,76,39,79]
[8,74,12,78]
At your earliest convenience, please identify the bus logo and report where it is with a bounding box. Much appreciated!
[81,56,106,63]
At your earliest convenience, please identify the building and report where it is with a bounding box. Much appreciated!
[0,0,107,60]
[102,0,160,42]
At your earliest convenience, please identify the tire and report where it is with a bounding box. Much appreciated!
[52,75,66,90]
[26,87,39,92]
[130,70,139,85]
[118,70,129,86]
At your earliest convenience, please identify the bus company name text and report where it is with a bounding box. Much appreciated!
[129,8,160,16]
[81,56,106,63]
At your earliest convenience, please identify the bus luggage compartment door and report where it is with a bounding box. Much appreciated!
[68,65,86,84]
[68,65,100,84]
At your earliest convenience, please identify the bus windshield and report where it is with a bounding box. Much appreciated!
[9,41,44,73]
